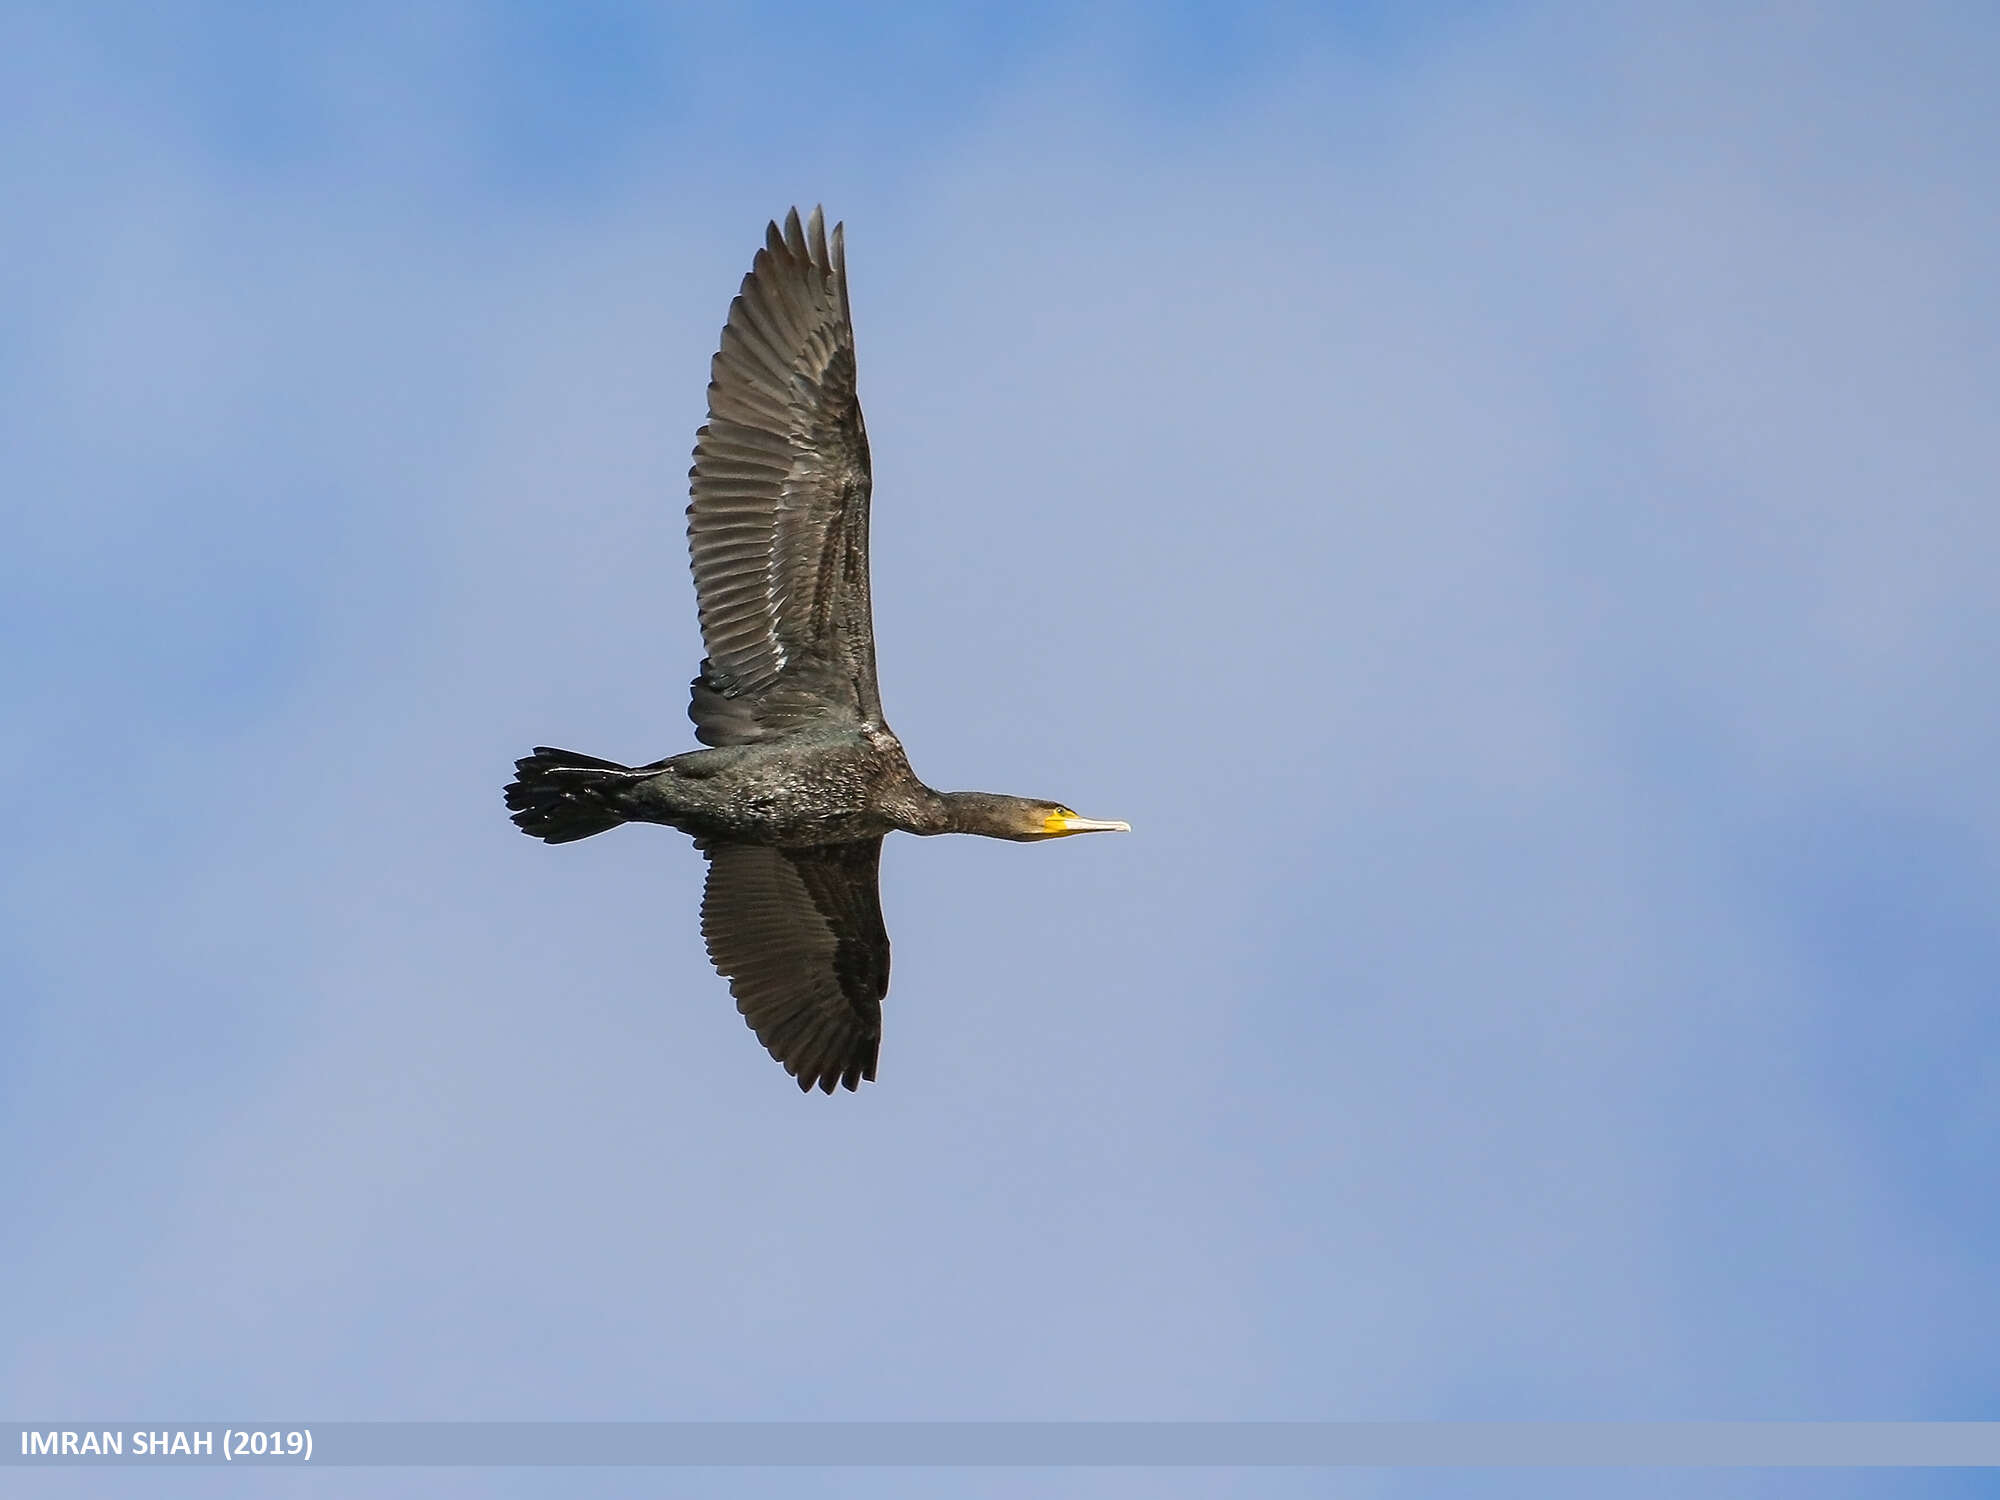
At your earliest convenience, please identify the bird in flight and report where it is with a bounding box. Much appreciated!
[505,207,1128,1093]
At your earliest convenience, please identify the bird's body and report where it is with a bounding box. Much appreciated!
[526,730,929,849]
[505,207,1126,1093]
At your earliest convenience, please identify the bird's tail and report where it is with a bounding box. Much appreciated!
[504,747,655,844]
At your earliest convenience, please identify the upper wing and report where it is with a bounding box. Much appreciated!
[686,206,881,747]
[698,839,890,1093]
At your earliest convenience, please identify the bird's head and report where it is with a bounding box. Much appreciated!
[938,791,1131,841]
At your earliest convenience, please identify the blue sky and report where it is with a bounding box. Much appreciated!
[4,3,1997,1496]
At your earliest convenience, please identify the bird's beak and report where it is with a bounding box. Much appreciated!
[1050,813,1131,836]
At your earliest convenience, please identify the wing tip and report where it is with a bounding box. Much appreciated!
[762,205,842,279]
[777,1027,879,1095]
[789,1055,871,1094]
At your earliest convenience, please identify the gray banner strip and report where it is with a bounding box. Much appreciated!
[9,1422,2000,1467]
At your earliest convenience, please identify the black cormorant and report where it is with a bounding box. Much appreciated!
[504,207,1128,1093]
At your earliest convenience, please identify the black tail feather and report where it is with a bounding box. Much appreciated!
[505,747,648,844]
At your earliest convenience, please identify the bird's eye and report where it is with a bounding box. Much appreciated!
[1056,806,1076,818]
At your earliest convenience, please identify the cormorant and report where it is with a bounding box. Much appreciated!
[504,207,1128,1093]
